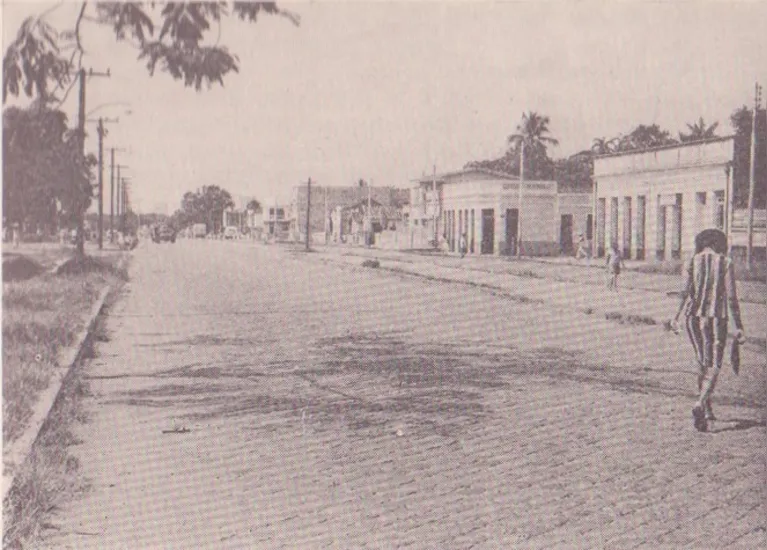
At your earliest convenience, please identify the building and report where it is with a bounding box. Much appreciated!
[410,168,592,256]
[290,182,409,243]
[262,198,291,240]
[593,136,766,262]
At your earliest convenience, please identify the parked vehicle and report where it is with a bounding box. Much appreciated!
[152,224,176,243]
[223,226,239,240]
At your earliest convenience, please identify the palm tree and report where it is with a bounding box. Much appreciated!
[507,111,559,179]
[679,117,719,142]
[591,137,616,155]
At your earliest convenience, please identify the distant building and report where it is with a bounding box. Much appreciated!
[410,168,591,256]
[262,198,291,240]
[593,136,766,261]
[290,182,409,243]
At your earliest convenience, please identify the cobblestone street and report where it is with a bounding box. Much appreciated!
[40,240,766,549]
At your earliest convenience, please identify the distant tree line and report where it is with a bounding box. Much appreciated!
[464,108,765,203]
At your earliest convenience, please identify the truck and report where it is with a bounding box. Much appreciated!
[192,223,207,239]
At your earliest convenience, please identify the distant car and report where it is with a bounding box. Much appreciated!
[223,226,239,240]
[152,224,176,243]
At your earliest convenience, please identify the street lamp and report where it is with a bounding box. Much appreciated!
[86,101,132,118]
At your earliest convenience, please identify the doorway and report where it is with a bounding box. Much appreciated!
[560,214,573,255]
[481,209,494,254]
[505,208,519,255]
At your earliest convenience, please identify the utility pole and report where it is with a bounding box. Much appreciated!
[75,68,86,256]
[116,165,122,225]
[110,148,115,242]
[747,82,762,269]
[305,177,311,251]
[73,67,111,256]
[367,178,372,247]
[517,140,525,257]
[97,117,105,249]
[432,164,437,246]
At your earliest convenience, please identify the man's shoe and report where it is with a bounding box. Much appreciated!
[692,406,708,432]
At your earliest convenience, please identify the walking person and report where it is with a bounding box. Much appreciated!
[670,229,746,432]
[12,222,20,249]
[459,232,468,259]
[605,242,624,291]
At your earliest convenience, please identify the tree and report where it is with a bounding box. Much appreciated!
[507,111,559,179]
[730,105,767,209]
[591,136,619,155]
[3,104,94,232]
[614,124,677,152]
[3,2,300,104]
[679,117,719,142]
[176,185,234,232]
[553,151,594,193]
[246,198,262,212]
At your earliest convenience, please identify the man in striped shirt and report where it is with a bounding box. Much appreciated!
[671,229,746,432]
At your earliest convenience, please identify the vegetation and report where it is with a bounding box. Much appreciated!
[3,2,298,254]
[2,104,95,238]
[3,2,300,103]
[170,185,235,232]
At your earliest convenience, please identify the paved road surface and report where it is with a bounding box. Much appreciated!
[41,240,766,549]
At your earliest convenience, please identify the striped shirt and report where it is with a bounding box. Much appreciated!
[682,249,743,328]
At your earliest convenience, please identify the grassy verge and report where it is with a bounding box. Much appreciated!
[3,255,127,549]
[2,255,126,448]
[3,375,91,549]
[1,244,72,273]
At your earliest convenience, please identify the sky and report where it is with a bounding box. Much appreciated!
[3,0,767,214]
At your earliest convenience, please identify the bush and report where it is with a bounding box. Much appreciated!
[362,259,380,268]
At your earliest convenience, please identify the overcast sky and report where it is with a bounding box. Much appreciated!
[3,1,767,214]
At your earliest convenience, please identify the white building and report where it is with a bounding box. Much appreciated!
[411,168,592,256]
[593,137,737,261]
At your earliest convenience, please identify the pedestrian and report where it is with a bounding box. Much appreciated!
[575,233,589,260]
[12,222,20,248]
[605,242,624,291]
[671,228,746,432]
[459,232,468,258]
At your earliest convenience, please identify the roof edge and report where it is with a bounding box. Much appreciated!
[594,135,736,160]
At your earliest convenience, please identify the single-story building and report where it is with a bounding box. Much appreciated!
[410,168,592,256]
[593,136,766,261]
[290,182,409,244]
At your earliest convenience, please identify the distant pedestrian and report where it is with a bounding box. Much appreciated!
[605,243,624,291]
[12,222,20,248]
[575,233,589,260]
[671,228,746,432]
[459,233,468,258]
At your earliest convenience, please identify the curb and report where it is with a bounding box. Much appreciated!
[318,252,766,353]
[2,283,112,502]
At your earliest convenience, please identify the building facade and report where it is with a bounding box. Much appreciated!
[290,183,409,243]
[593,137,738,261]
[411,168,591,256]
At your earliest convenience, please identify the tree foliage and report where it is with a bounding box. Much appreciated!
[246,198,262,212]
[3,2,300,103]
[730,106,767,209]
[679,117,719,142]
[507,111,559,179]
[3,104,94,229]
[172,184,234,231]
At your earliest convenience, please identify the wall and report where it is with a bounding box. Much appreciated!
[292,184,409,240]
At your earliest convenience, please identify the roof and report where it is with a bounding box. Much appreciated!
[411,167,519,184]
[593,135,736,160]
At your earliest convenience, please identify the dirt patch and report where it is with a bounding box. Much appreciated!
[2,255,44,282]
[55,256,127,280]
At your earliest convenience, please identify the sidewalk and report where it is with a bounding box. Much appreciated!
[315,245,766,351]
